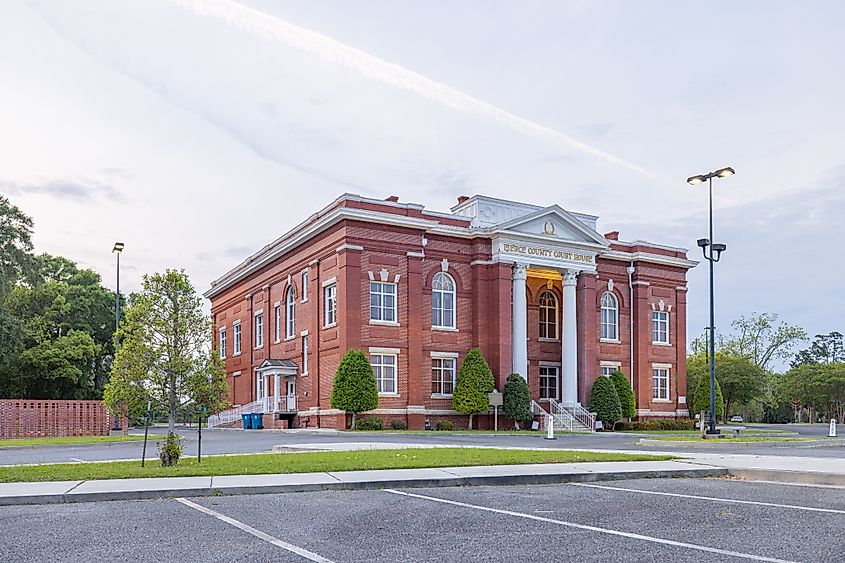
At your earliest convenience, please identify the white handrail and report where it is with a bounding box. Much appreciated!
[548,398,596,432]
[207,399,264,428]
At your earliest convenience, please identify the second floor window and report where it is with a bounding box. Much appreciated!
[233,322,241,355]
[255,312,264,348]
[301,271,309,301]
[219,327,226,359]
[539,290,558,339]
[274,303,281,342]
[324,283,337,326]
[432,272,456,328]
[370,281,396,322]
[652,311,669,344]
[286,287,296,337]
[600,292,619,340]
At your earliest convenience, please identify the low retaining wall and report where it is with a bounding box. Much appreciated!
[0,400,121,439]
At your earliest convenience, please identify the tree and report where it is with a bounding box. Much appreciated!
[103,270,227,435]
[18,330,99,399]
[725,312,806,371]
[589,376,622,429]
[780,363,845,422]
[453,348,495,429]
[0,195,36,298]
[502,373,532,429]
[609,371,636,420]
[691,370,724,420]
[329,349,378,428]
[687,352,765,417]
[792,332,845,368]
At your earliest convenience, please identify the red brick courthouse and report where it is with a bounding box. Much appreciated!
[206,194,695,429]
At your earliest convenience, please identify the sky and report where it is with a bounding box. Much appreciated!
[1,0,843,360]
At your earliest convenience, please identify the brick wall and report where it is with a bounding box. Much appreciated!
[0,400,116,439]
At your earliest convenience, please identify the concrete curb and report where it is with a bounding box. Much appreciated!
[638,438,845,448]
[727,468,845,487]
[0,466,725,506]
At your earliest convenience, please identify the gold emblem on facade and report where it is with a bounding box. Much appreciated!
[543,221,556,236]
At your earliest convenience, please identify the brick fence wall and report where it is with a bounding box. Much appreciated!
[0,400,121,439]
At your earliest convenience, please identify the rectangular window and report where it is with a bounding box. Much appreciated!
[539,367,559,400]
[324,283,337,326]
[286,294,295,338]
[233,322,241,355]
[274,304,281,342]
[652,368,670,400]
[652,311,669,344]
[371,353,397,394]
[255,312,264,348]
[369,281,397,322]
[431,357,456,396]
[600,366,616,377]
[302,335,309,374]
[219,327,227,359]
[301,271,309,301]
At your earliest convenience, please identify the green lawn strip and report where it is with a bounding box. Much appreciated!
[619,429,788,435]
[0,435,146,448]
[645,436,832,443]
[0,448,674,483]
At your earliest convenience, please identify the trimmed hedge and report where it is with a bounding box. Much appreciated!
[615,419,696,431]
[354,417,384,431]
[503,373,532,428]
[390,419,407,430]
[589,375,622,428]
[609,370,636,419]
[435,420,454,431]
[453,348,495,429]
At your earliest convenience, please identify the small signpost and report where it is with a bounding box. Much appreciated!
[141,400,151,468]
[488,390,503,432]
[829,419,838,438]
[545,414,555,440]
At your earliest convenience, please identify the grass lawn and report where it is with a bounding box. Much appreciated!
[0,435,146,448]
[0,448,674,483]
[619,429,788,435]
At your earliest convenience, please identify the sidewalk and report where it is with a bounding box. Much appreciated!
[0,459,721,506]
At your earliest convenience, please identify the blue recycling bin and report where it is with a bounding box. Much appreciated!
[251,413,264,430]
[241,413,252,429]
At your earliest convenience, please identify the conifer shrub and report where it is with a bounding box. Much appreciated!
[589,376,622,429]
[329,349,379,429]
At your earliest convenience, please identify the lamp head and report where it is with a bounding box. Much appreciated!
[687,175,705,186]
[712,243,727,253]
[113,242,125,253]
[715,167,735,178]
[697,238,710,248]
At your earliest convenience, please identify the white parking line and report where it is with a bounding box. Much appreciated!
[175,498,334,563]
[569,483,845,515]
[384,489,796,563]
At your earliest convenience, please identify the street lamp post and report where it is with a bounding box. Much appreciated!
[112,242,124,431]
[687,167,734,435]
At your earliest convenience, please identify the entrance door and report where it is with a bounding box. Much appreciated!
[286,379,296,412]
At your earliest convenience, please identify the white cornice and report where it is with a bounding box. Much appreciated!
[601,249,698,269]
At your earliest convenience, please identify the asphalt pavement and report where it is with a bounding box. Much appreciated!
[2,478,842,562]
[1,423,842,465]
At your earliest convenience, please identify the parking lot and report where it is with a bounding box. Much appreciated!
[2,477,843,562]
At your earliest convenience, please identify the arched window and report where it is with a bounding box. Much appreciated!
[600,292,619,340]
[539,290,559,339]
[432,272,456,328]
[285,286,296,338]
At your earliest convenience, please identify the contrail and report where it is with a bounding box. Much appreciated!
[168,0,663,180]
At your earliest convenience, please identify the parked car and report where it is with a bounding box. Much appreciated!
[730,415,744,423]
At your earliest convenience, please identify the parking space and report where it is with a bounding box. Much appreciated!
[2,478,843,562]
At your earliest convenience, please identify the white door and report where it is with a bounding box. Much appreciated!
[286,379,296,411]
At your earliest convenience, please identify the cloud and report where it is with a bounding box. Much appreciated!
[0,178,124,202]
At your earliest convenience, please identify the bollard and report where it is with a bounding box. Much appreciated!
[829,419,837,438]
[545,414,555,440]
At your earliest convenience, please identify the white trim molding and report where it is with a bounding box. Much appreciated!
[368,347,401,355]
[430,351,459,358]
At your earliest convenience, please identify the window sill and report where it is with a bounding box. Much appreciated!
[324,322,337,329]
[369,320,400,327]
[431,326,458,332]
[254,346,264,350]
[233,352,241,357]
[431,394,454,399]
[274,339,281,344]
[378,393,399,397]
[652,341,672,347]
[300,298,309,304]
[538,338,560,343]
[284,336,296,342]
[600,338,621,344]
[652,398,671,403]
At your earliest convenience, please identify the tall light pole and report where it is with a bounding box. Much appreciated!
[112,242,124,431]
[687,167,734,435]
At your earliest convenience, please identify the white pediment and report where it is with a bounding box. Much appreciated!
[495,206,609,247]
